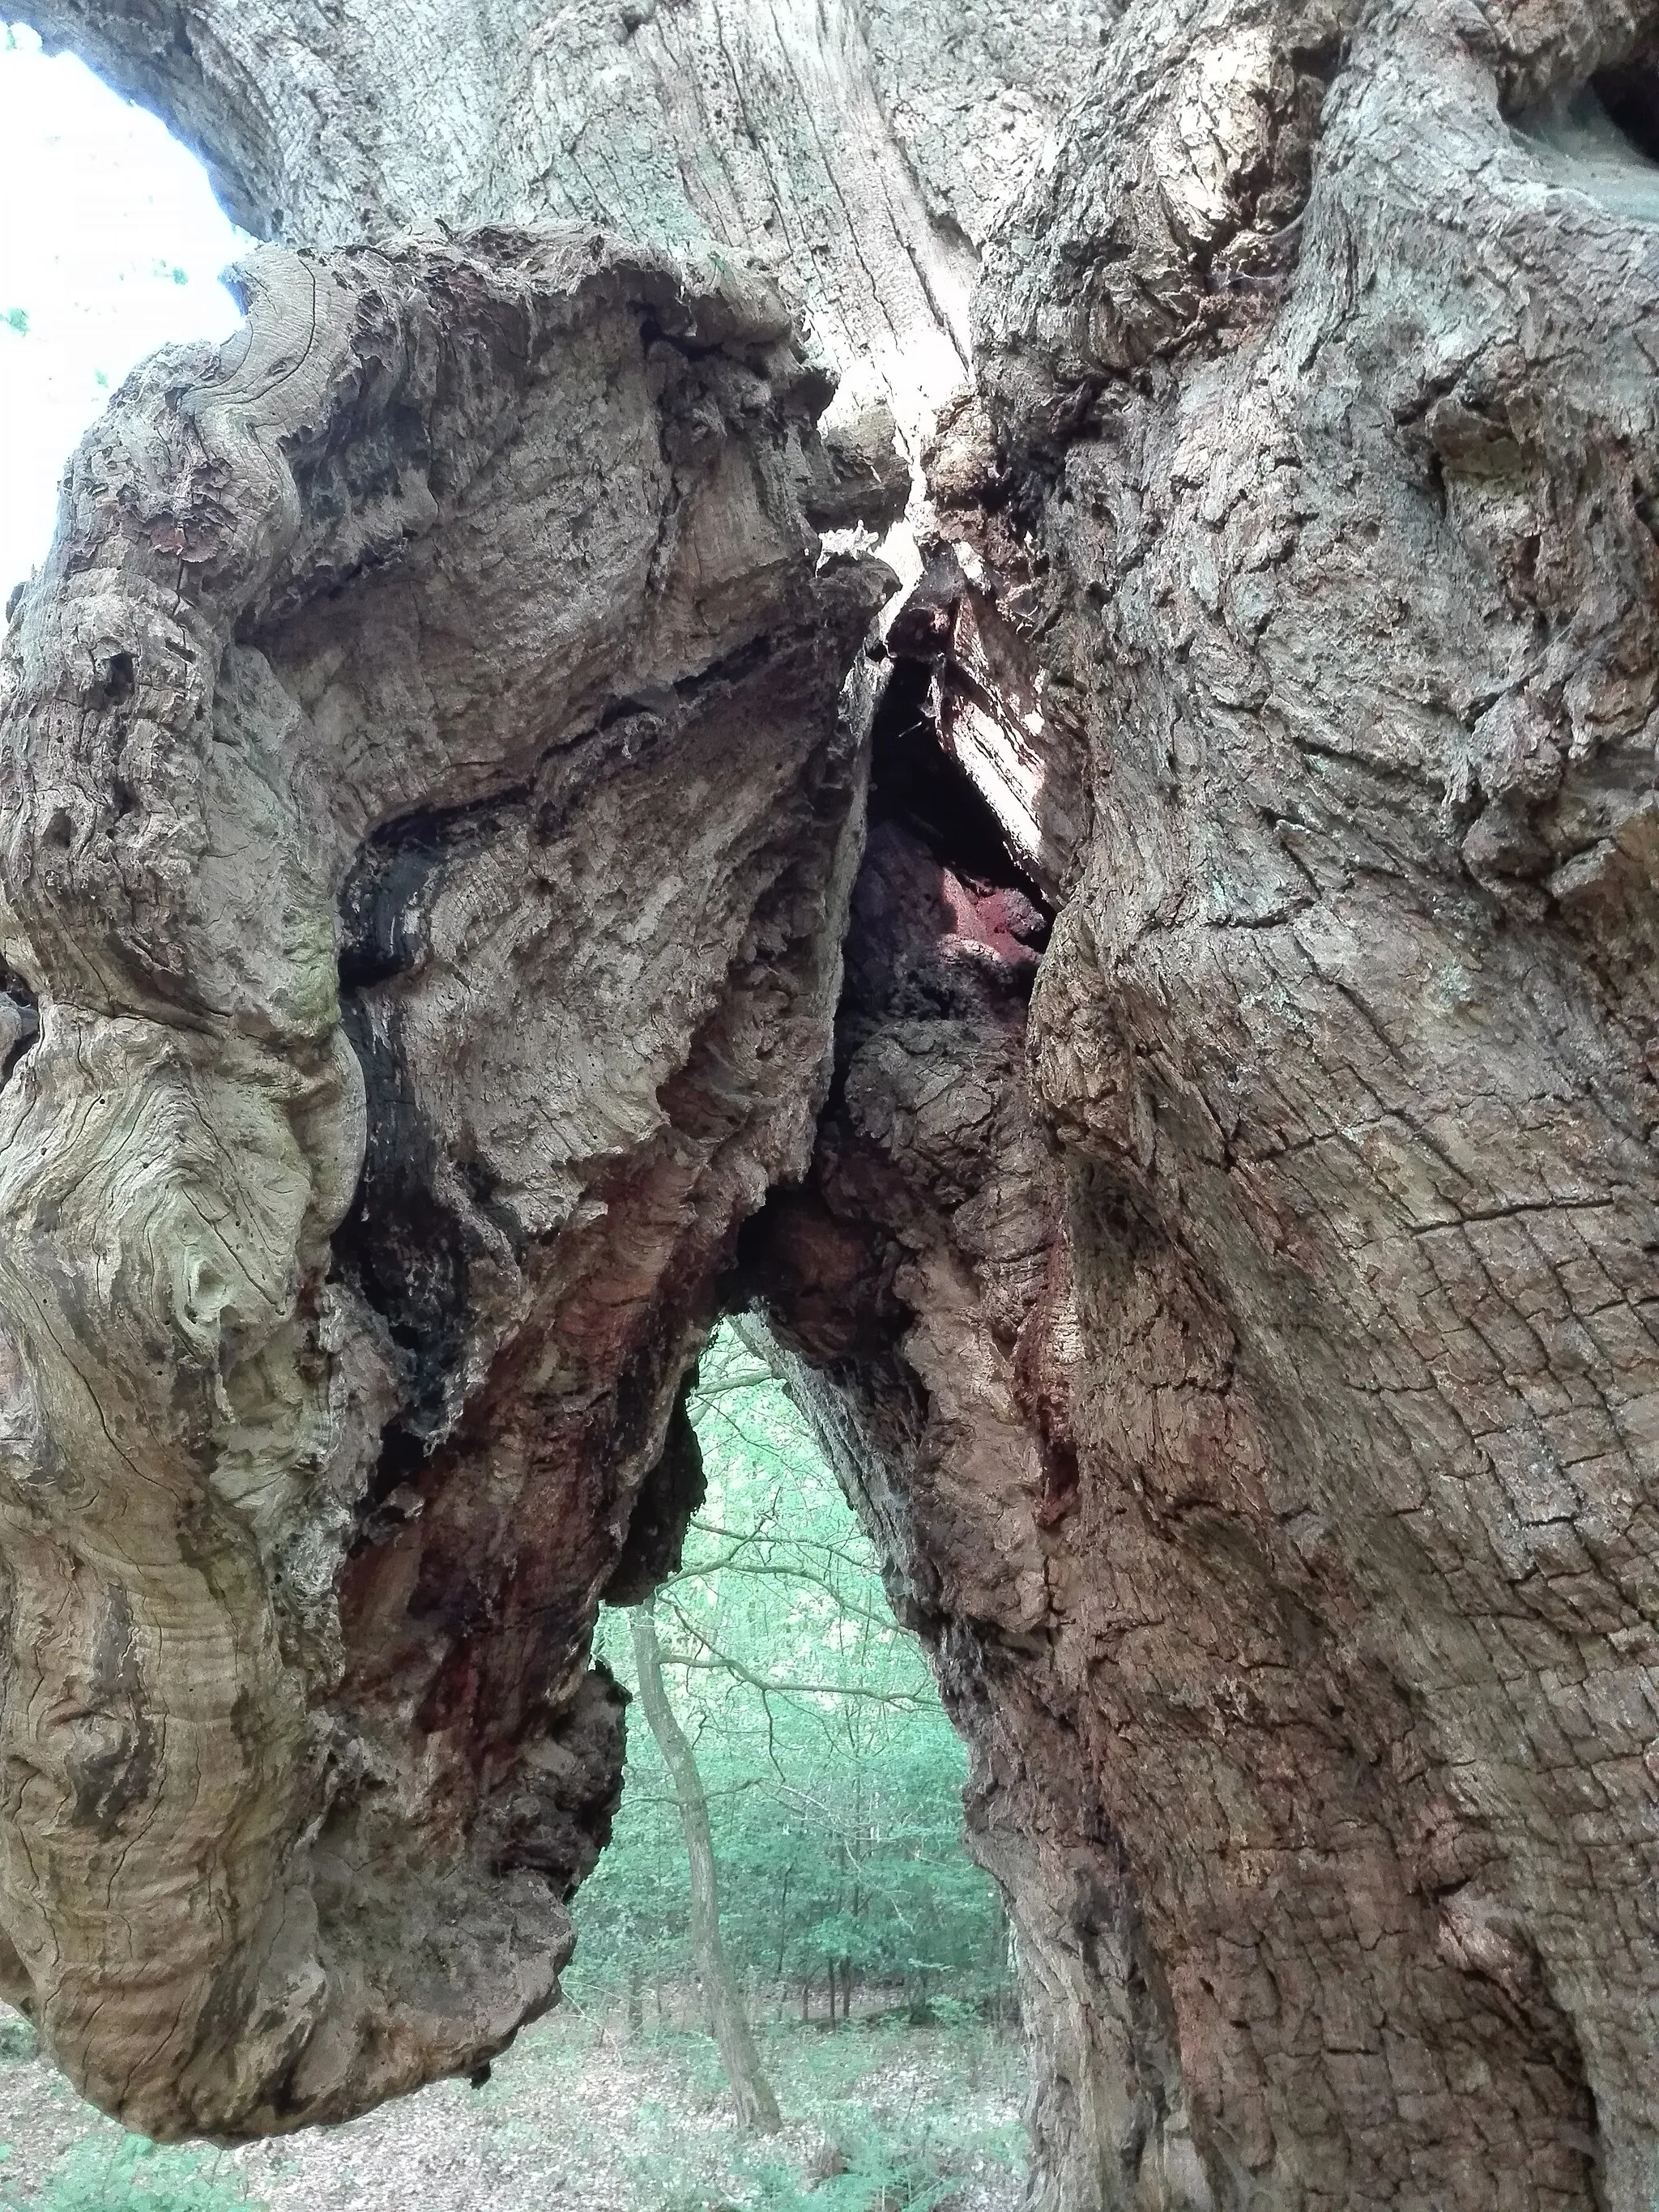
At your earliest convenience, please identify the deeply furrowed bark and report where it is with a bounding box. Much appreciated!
[4,0,1659,2206]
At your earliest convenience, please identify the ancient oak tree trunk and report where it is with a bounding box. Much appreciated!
[0,228,891,2133]
[2,2,1658,2209]
[627,1602,783,2133]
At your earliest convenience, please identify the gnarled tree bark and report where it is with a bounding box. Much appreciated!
[0,224,890,2133]
[2,2,1658,2208]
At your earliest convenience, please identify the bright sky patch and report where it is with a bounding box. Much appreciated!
[0,21,249,596]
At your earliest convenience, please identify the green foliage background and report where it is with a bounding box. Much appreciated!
[572,1329,1009,2016]
[0,2134,252,2212]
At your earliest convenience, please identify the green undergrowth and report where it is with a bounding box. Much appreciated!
[0,2007,1021,2212]
[0,2133,258,2211]
[602,2017,1025,2212]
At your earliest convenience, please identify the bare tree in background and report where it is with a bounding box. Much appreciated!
[627,1600,782,2135]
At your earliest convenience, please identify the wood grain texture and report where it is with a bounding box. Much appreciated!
[759,2,1659,2204]
[0,225,888,2134]
[18,0,1106,444]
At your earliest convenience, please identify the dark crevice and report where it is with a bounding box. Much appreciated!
[95,650,135,707]
[332,998,476,1546]
[337,787,529,989]
[636,310,728,363]
[347,1423,428,1555]
[1592,63,1659,165]
[332,778,544,1549]
[331,1132,468,1413]
[733,644,1051,1373]
[731,1189,911,1370]
[600,1381,708,1606]
[0,970,39,1085]
[868,656,1051,918]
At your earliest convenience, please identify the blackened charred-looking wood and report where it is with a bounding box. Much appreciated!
[601,1385,707,1608]
[0,228,889,2136]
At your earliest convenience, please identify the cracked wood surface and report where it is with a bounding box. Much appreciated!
[0,226,888,2133]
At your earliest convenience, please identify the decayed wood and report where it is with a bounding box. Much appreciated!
[3,0,1659,2205]
[0,225,889,2134]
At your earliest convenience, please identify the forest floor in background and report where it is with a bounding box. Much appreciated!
[0,2003,1026,2212]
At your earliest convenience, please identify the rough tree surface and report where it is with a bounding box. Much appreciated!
[0,226,891,2132]
[2,2,1657,2209]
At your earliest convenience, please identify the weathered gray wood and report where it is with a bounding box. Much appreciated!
[0,226,889,2134]
[20,0,1103,446]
